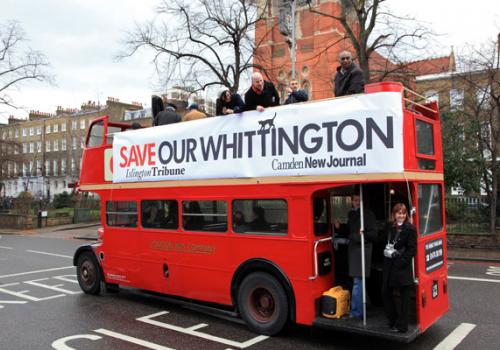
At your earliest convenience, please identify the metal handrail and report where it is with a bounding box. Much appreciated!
[403,87,438,114]
[309,236,332,280]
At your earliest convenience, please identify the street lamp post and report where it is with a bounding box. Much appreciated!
[290,0,296,79]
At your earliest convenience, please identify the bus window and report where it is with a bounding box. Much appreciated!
[106,201,138,227]
[313,198,328,236]
[232,199,288,235]
[106,125,124,145]
[141,200,178,230]
[416,119,436,170]
[87,121,105,147]
[418,184,443,235]
[182,200,227,232]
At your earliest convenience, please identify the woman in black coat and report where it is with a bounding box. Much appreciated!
[382,203,416,333]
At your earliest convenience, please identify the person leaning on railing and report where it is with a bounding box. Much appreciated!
[333,50,365,97]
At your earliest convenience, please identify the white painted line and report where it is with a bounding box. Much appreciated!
[186,323,208,331]
[0,266,74,279]
[0,300,28,308]
[433,323,476,350]
[94,328,175,350]
[0,246,13,250]
[448,275,500,283]
[26,250,72,259]
[52,334,102,350]
[137,311,269,348]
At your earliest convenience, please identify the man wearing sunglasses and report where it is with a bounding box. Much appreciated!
[334,51,365,97]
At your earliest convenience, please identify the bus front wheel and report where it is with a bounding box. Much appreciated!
[237,272,288,335]
[77,251,101,295]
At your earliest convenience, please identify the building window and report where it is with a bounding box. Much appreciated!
[476,85,491,108]
[29,127,34,136]
[45,160,50,176]
[36,160,41,175]
[53,140,59,152]
[61,122,67,132]
[425,90,439,103]
[61,158,66,172]
[36,126,41,135]
[61,139,67,151]
[37,141,42,153]
[23,143,27,153]
[29,142,34,153]
[72,138,77,150]
[46,141,51,152]
[46,124,51,134]
[22,128,27,137]
[72,121,77,130]
[80,120,86,130]
[53,124,58,133]
[450,88,464,111]
[53,160,58,175]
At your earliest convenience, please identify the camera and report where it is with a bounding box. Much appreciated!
[384,243,396,258]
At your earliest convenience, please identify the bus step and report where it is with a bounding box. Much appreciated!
[313,314,419,343]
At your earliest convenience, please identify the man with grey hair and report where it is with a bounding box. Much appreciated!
[244,72,280,112]
[334,50,365,97]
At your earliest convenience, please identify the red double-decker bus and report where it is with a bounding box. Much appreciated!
[73,82,448,342]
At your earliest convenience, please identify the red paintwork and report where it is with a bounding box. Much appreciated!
[78,82,448,332]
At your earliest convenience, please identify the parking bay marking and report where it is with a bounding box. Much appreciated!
[0,266,74,279]
[137,311,269,348]
[433,323,476,350]
[26,250,73,259]
[448,275,500,283]
[0,246,13,250]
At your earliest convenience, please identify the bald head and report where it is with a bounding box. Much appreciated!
[339,50,353,70]
[252,72,264,91]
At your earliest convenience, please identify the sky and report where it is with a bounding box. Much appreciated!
[1,0,499,124]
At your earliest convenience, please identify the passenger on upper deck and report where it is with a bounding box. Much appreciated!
[284,79,309,105]
[183,103,207,121]
[244,72,280,112]
[153,103,181,126]
[334,50,365,97]
[216,90,245,116]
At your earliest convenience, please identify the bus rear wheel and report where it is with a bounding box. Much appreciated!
[77,251,101,295]
[237,272,288,336]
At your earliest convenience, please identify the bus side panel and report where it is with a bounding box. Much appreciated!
[416,234,449,332]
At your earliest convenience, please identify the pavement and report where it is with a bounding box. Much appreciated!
[1,223,500,263]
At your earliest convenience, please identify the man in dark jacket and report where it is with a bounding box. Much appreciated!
[244,72,280,112]
[216,90,245,116]
[153,103,181,126]
[334,51,365,97]
[284,79,309,105]
[334,193,376,319]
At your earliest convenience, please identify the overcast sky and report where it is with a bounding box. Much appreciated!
[1,0,499,123]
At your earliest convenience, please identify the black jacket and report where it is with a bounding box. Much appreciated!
[382,222,417,287]
[337,208,377,278]
[153,109,181,126]
[216,93,245,116]
[284,89,309,104]
[334,63,365,97]
[244,81,280,111]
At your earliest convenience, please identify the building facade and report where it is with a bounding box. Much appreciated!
[0,98,141,199]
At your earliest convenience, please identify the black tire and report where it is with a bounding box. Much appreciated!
[237,272,289,336]
[77,251,101,295]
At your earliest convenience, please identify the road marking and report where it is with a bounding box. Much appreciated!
[137,311,269,348]
[0,300,28,308]
[0,282,65,301]
[0,266,74,279]
[486,266,500,276]
[26,250,72,259]
[433,323,476,350]
[24,278,81,295]
[0,246,13,250]
[448,275,500,283]
[52,334,102,350]
[94,328,175,350]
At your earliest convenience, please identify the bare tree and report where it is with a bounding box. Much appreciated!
[121,0,269,93]
[445,38,500,234]
[0,21,51,110]
[306,0,432,83]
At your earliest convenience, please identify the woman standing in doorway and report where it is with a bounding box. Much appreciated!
[382,203,417,333]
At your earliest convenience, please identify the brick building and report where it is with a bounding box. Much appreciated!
[0,98,141,199]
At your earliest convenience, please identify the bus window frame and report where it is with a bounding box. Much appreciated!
[140,199,179,231]
[181,199,229,233]
[416,183,444,237]
[85,116,133,148]
[414,115,438,171]
[231,198,289,236]
[105,200,138,229]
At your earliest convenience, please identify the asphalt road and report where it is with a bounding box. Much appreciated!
[0,233,499,350]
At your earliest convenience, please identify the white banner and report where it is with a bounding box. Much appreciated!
[112,91,404,183]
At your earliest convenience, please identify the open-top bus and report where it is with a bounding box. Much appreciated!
[73,82,448,342]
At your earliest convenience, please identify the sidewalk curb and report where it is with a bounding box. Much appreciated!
[53,223,100,231]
